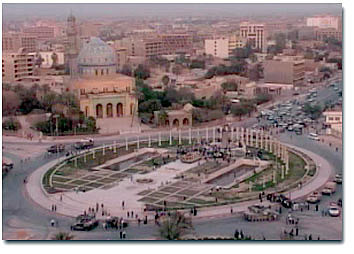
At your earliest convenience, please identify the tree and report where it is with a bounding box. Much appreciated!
[158,110,169,126]
[303,103,323,120]
[121,64,133,76]
[172,65,182,76]
[51,232,75,240]
[138,99,162,113]
[221,82,238,92]
[51,52,58,68]
[158,212,193,240]
[134,64,150,80]
[2,91,21,115]
[162,75,170,87]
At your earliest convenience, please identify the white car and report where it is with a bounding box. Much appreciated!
[308,133,320,141]
[335,174,342,184]
[328,203,341,217]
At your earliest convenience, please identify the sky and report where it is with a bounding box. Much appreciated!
[2,3,342,20]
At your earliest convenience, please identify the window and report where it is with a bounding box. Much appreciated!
[101,69,104,76]
[328,117,334,121]
[335,117,340,121]
[103,87,108,93]
[80,89,85,95]
[95,69,98,76]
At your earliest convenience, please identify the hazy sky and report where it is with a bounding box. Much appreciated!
[3,3,342,20]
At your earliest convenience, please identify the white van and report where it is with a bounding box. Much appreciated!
[308,133,320,141]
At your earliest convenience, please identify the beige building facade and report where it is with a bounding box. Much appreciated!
[240,22,266,53]
[2,48,35,83]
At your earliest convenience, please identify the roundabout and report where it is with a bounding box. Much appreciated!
[25,127,334,222]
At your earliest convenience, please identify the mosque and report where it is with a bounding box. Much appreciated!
[71,37,139,134]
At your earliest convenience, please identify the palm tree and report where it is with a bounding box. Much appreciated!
[52,232,75,240]
[158,212,193,240]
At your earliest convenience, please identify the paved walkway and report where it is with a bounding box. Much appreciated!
[25,143,334,222]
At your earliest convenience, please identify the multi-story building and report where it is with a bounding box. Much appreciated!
[239,22,266,53]
[323,107,342,137]
[23,26,55,41]
[115,47,128,70]
[2,48,35,83]
[161,34,192,55]
[3,33,37,53]
[315,28,342,41]
[228,34,247,56]
[306,15,340,30]
[121,37,164,59]
[204,37,229,58]
[263,55,305,86]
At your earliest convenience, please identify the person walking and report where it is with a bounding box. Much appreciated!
[122,231,126,239]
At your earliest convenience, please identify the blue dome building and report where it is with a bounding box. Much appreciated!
[77,37,117,77]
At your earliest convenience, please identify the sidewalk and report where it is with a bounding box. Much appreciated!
[25,143,334,222]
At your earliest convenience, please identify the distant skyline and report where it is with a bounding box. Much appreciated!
[3,3,342,21]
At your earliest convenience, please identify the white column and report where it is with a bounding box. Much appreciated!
[189,128,192,144]
[169,130,172,145]
[137,136,140,149]
[158,132,162,146]
[231,127,234,142]
[75,157,78,168]
[213,127,216,143]
[219,127,222,140]
[281,165,285,179]
[206,127,209,142]
[92,150,95,159]
[269,139,273,153]
[84,153,86,163]
[113,141,117,153]
[236,127,240,140]
[125,137,128,151]
[103,144,105,156]
[197,128,200,144]
[273,170,277,184]
[285,150,289,175]
[260,131,263,149]
[148,134,151,147]
[250,130,253,146]
[255,131,259,148]
[179,129,181,145]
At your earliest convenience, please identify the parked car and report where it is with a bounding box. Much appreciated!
[74,138,94,150]
[47,144,65,153]
[306,191,322,204]
[322,182,337,195]
[328,203,341,217]
[334,174,342,184]
[308,133,320,141]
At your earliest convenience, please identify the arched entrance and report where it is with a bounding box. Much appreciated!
[173,119,179,127]
[183,118,189,126]
[106,103,113,118]
[165,120,170,126]
[117,103,123,117]
[96,104,103,118]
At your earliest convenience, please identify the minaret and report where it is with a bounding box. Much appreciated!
[65,12,79,77]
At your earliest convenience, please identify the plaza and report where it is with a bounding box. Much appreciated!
[24,127,329,221]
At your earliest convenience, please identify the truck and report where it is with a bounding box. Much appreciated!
[322,181,337,195]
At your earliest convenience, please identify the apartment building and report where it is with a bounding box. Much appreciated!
[204,37,229,58]
[161,34,192,55]
[2,48,35,83]
[3,33,37,53]
[240,22,266,53]
[228,34,247,55]
[306,15,340,30]
[121,37,165,59]
[23,26,55,41]
[264,55,305,86]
